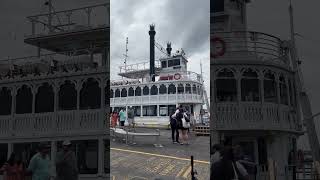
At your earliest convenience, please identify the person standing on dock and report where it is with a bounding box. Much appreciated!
[127,106,135,131]
[169,111,179,144]
[55,140,78,180]
[119,108,126,127]
[26,142,52,180]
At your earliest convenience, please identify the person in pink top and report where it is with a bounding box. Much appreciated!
[0,152,26,180]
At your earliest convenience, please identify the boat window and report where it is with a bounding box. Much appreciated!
[264,71,277,103]
[0,144,7,175]
[192,85,197,94]
[115,89,120,97]
[110,89,114,98]
[143,86,149,95]
[0,87,12,115]
[279,75,288,105]
[168,59,180,67]
[216,69,237,102]
[105,80,110,106]
[151,85,158,95]
[36,83,55,112]
[132,106,141,116]
[241,69,260,102]
[159,84,167,94]
[121,88,127,97]
[161,61,167,68]
[178,84,184,94]
[143,105,157,116]
[168,84,176,94]
[59,81,77,111]
[16,85,33,114]
[185,84,192,94]
[80,79,101,109]
[128,87,134,96]
[168,105,176,115]
[135,87,141,96]
[159,105,168,116]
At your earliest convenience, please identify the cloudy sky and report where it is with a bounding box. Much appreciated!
[246,0,320,147]
[110,0,210,100]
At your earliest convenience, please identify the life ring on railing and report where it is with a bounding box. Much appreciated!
[174,73,181,80]
[211,37,226,58]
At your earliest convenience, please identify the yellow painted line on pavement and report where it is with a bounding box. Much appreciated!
[111,148,210,164]
[176,165,189,177]
[182,165,192,178]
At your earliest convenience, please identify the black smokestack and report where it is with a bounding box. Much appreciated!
[149,24,156,82]
[166,42,172,57]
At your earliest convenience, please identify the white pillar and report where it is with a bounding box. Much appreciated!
[140,105,143,117]
[157,105,160,117]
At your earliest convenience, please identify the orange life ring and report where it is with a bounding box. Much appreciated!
[211,36,226,58]
[174,73,181,80]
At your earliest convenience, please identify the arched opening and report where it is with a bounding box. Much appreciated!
[59,81,77,110]
[264,71,277,103]
[178,84,184,94]
[35,83,54,113]
[135,87,141,96]
[128,87,134,96]
[215,69,237,102]
[168,84,176,94]
[0,87,12,115]
[159,84,167,94]
[121,88,127,97]
[151,85,158,95]
[80,78,101,109]
[143,86,149,95]
[279,75,288,105]
[185,84,192,94]
[110,89,114,98]
[241,69,259,102]
[16,85,32,114]
[192,85,197,94]
[115,89,120,97]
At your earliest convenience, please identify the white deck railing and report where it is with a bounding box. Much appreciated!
[214,102,301,132]
[111,94,203,106]
[0,109,107,139]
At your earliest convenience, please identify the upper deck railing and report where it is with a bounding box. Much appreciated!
[25,3,109,37]
[212,31,291,67]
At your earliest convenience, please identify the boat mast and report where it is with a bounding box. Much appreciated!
[289,0,320,161]
[123,37,128,73]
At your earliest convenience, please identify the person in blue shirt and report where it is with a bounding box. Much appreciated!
[26,142,52,180]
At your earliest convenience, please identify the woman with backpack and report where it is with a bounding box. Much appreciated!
[172,105,190,145]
